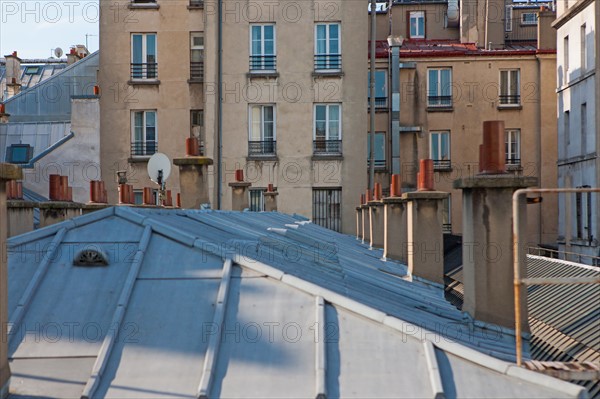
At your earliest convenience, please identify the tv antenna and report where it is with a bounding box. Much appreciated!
[85,34,98,50]
[147,153,172,205]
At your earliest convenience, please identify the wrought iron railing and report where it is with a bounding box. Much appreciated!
[131,141,158,157]
[190,62,204,80]
[427,96,452,107]
[313,139,342,155]
[443,224,452,234]
[314,54,342,71]
[433,159,452,170]
[368,97,388,109]
[249,55,276,71]
[131,63,158,80]
[248,140,276,156]
[499,95,521,105]
[506,157,521,166]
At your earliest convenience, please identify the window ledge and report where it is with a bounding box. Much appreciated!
[427,106,453,112]
[246,72,279,79]
[128,157,152,163]
[312,154,344,161]
[247,155,279,162]
[497,104,523,110]
[188,78,204,84]
[507,164,523,171]
[312,71,344,78]
[128,79,161,86]
[128,2,160,9]
[434,167,453,172]
[187,4,203,9]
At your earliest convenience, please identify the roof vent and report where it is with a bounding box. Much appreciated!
[74,248,109,267]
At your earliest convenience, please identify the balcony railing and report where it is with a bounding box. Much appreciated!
[433,159,452,170]
[190,62,204,81]
[443,223,452,234]
[313,139,342,155]
[506,157,521,166]
[368,97,388,109]
[314,54,342,71]
[367,159,386,168]
[249,55,276,71]
[427,96,452,107]
[248,140,276,156]
[499,95,521,105]
[131,140,158,157]
[131,63,158,80]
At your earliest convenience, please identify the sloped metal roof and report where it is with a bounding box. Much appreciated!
[0,59,67,101]
[5,208,586,398]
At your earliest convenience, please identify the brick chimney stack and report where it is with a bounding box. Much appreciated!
[5,52,22,98]
[173,138,214,209]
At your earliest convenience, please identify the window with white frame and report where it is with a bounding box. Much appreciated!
[499,69,520,105]
[367,132,386,168]
[250,24,276,71]
[368,70,387,108]
[191,110,204,155]
[314,104,342,154]
[131,110,157,156]
[410,11,425,38]
[315,23,341,71]
[313,188,342,232]
[521,12,538,25]
[505,6,513,32]
[131,33,157,79]
[505,129,521,166]
[190,32,204,80]
[249,189,265,212]
[430,131,450,170]
[427,68,452,107]
[249,105,275,155]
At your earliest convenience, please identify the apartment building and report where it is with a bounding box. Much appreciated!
[368,0,559,245]
[553,0,599,263]
[98,0,367,233]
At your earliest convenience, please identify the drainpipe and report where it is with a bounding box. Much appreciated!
[389,44,400,175]
[368,0,377,191]
[217,0,223,209]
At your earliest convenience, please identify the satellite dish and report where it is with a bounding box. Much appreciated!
[54,47,64,58]
[147,153,172,185]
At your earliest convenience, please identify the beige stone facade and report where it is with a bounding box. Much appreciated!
[99,0,367,233]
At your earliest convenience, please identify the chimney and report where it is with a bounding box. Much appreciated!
[368,183,385,249]
[454,121,537,330]
[361,191,371,244]
[173,139,213,209]
[537,9,557,50]
[228,170,251,211]
[5,52,22,99]
[382,175,408,262]
[143,187,154,206]
[67,47,81,65]
[0,163,21,398]
[403,160,448,285]
[264,184,278,212]
[356,195,364,240]
[0,104,8,124]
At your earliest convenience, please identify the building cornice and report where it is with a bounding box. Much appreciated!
[552,0,595,29]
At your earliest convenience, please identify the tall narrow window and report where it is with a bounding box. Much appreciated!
[315,23,341,71]
[574,186,591,241]
[505,129,521,166]
[250,24,276,71]
[442,195,452,234]
[131,33,157,79]
[190,33,204,80]
[313,188,342,232]
[427,68,452,107]
[314,104,342,154]
[580,24,587,72]
[367,132,386,168]
[430,131,451,170]
[131,110,157,156]
[581,104,587,154]
[564,36,569,82]
[368,70,387,108]
[409,11,425,38]
[249,105,276,156]
[249,189,266,212]
[499,69,520,105]
[191,110,204,155]
[505,6,513,32]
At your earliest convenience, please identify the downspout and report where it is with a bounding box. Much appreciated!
[535,55,542,243]
[368,0,377,191]
[484,0,489,48]
[390,46,400,176]
[217,0,223,210]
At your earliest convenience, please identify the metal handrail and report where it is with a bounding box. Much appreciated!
[512,187,600,367]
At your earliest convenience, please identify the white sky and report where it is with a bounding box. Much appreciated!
[0,0,99,59]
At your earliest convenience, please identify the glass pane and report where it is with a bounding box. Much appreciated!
[146,126,156,142]
[329,24,339,53]
[418,17,424,36]
[375,133,385,161]
[441,69,451,96]
[500,71,508,95]
[410,17,417,37]
[431,134,439,159]
[315,105,326,123]
[328,121,339,140]
[316,25,326,54]
[146,111,156,127]
[191,49,203,62]
[252,26,261,55]
[441,134,449,159]
[146,34,156,63]
[375,71,386,97]
[510,70,519,95]
[132,35,143,64]
[428,70,438,96]
[251,106,261,140]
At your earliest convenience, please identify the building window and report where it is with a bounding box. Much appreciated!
[190,33,204,81]
[409,11,425,38]
[131,110,157,157]
[6,144,33,164]
[131,33,157,80]
[367,132,386,169]
[250,24,276,71]
[314,104,342,155]
[313,188,342,232]
[315,23,341,71]
[564,36,569,82]
[564,110,570,150]
[442,195,452,234]
[249,105,276,156]
[132,0,157,3]
[580,24,587,72]
[521,13,538,25]
[575,186,592,241]
[191,110,204,155]
[133,189,158,205]
[189,0,203,7]
[505,129,521,166]
[581,103,587,153]
[499,69,520,106]
[368,70,387,109]
[430,131,450,170]
[427,68,452,107]
[249,189,265,212]
[505,6,513,32]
